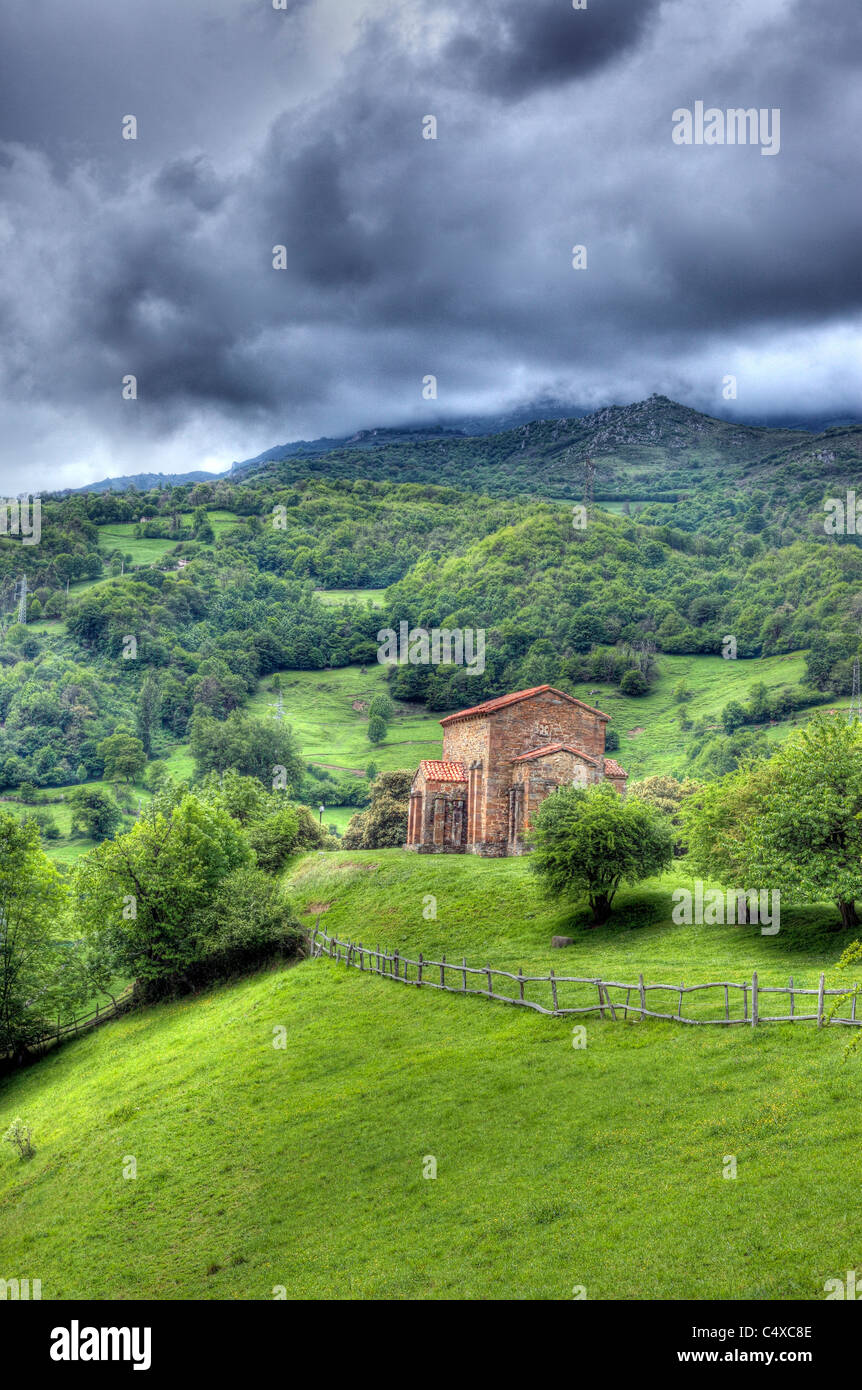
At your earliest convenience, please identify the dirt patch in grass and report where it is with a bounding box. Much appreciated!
[627,727,645,737]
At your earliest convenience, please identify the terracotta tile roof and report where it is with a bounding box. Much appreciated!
[603,758,628,778]
[510,743,599,765]
[418,759,467,782]
[440,684,610,725]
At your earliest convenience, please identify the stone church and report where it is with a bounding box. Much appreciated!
[405,684,628,857]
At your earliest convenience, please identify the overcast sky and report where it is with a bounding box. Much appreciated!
[1,0,860,490]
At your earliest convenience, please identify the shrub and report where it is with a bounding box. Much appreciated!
[3,1118,34,1160]
[190,867,303,982]
[342,771,412,848]
[367,716,387,744]
[619,668,649,697]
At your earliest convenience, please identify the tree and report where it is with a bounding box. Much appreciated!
[247,806,301,873]
[71,793,253,995]
[620,668,649,697]
[629,775,699,855]
[68,786,122,840]
[530,784,673,925]
[342,771,412,848]
[367,716,387,744]
[721,700,748,734]
[684,715,862,930]
[192,506,215,543]
[190,709,303,789]
[190,867,302,978]
[0,814,67,1057]
[368,694,394,723]
[98,731,147,783]
[137,673,161,755]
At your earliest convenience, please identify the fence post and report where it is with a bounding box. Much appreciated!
[638,972,646,1021]
[359,943,364,971]
[417,953,424,988]
[724,984,729,1022]
[519,967,525,1003]
[394,949,399,981]
[485,965,493,997]
[440,954,446,987]
[751,971,758,1028]
[462,958,468,993]
[789,976,794,1020]
[852,984,858,1023]
[817,972,826,1028]
[550,968,558,1013]
[597,979,606,1019]
[743,982,748,1021]
[678,983,684,1021]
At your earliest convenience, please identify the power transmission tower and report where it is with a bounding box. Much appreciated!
[850,657,862,724]
[16,574,26,625]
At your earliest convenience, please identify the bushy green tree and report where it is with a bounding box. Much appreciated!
[98,731,146,783]
[683,715,862,930]
[190,867,302,977]
[72,793,253,995]
[68,786,122,840]
[190,710,303,789]
[367,694,394,722]
[530,783,673,925]
[367,716,387,744]
[342,771,412,849]
[0,814,67,1057]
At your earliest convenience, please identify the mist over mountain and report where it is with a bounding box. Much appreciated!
[70,395,861,496]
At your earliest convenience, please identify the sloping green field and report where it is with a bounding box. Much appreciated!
[1,850,860,1300]
[248,666,443,774]
[565,651,812,778]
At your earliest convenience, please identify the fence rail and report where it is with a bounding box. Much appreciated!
[308,926,860,1029]
[26,985,137,1055]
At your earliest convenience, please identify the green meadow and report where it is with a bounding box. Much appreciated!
[313,587,386,608]
[1,848,860,1300]
[566,651,813,779]
[248,665,443,775]
[95,511,240,566]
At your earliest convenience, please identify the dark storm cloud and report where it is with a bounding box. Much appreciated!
[152,157,227,213]
[0,0,860,487]
[439,0,663,100]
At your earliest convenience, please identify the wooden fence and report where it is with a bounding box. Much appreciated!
[24,985,137,1057]
[308,926,861,1029]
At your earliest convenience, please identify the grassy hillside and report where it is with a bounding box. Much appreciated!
[246,653,819,788]
[247,666,443,775]
[314,587,386,608]
[568,650,812,778]
[2,851,860,1300]
[287,849,855,988]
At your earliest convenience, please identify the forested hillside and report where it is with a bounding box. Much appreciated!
[0,433,857,814]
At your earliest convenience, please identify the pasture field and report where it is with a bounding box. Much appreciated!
[247,665,443,774]
[314,587,386,608]
[245,653,819,784]
[565,651,814,779]
[1,848,859,1299]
